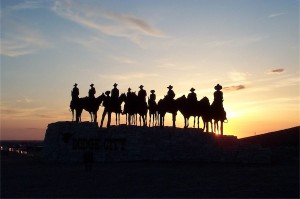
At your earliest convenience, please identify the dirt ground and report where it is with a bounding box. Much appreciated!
[1,153,299,198]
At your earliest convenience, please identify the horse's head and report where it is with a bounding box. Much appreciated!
[96,93,106,103]
[175,95,186,104]
[199,96,209,104]
[119,93,127,102]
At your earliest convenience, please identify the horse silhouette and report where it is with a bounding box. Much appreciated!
[123,92,138,125]
[211,102,227,135]
[100,93,126,128]
[70,93,105,123]
[109,93,127,125]
[148,97,158,127]
[137,97,147,126]
[122,92,147,126]
[157,97,179,127]
[198,96,213,132]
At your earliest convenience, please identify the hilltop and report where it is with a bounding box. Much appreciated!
[239,126,299,148]
[239,126,299,163]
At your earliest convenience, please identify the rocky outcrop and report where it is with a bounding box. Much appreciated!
[43,122,271,163]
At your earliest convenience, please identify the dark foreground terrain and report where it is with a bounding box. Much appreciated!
[1,152,299,198]
[1,126,299,198]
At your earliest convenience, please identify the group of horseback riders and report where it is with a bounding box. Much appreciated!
[70,83,227,134]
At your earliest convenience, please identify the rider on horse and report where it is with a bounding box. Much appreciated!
[212,84,224,111]
[165,85,175,102]
[111,83,119,100]
[149,90,156,103]
[187,87,197,108]
[71,83,79,100]
[111,83,120,112]
[148,89,157,108]
[88,84,96,98]
[100,91,112,128]
[70,83,80,121]
[138,85,147,102]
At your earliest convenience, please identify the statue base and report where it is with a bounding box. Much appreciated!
[43,122,271,164]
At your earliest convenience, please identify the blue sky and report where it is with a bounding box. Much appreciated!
[1,0,299,139]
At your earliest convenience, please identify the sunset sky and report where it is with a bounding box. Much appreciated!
[1,0,299,140]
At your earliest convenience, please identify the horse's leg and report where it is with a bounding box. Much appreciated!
[221,121,223,136]
[76,109,82,123]
[160,114,163,127]
[213,120,216,133]
[71,109,74,121]
[90,112,93,122]
[107,112,111,128]
[193,117,196,128]
[142,114,147,126]
[172,114,176,128]
[94,112,97,123]
[129,114,131,125]
[100,110,107,128]
[187,117,189,128]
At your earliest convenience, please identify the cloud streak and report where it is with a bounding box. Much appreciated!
[205,35,264,47]
[228,72,251,82]
[1,31,50,57]
[1,8,51,57]
[98,72,158,81]
[268,68,285,74]
[268,12,285,18]
[9,0,45,10]
[223,85,246,92]
[52,0,164,47]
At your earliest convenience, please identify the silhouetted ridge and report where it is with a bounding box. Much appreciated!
[239,126,299,148]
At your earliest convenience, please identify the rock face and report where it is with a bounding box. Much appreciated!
[43,122,271,163]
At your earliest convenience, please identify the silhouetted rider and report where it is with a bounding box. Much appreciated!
[213,84,223,104]
[111,83,119,100]
[126,87,132,98]
[187,87,197,104]
[89,84,96,98]
[103,91,111,109]
[165,85,175,101]
[138,85,147,102]
[71,83,79,100]
[211,84,225,118]
[149,90,156,102]
[100,91,111,128]
[148,89,157,108]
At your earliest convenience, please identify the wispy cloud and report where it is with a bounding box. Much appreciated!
[1,106,49,119]
[1,6,51,57]
[10,0,44,10]
[223,85,246,92]
[1,31,50,57]
[240,96,300,106]
[16,96,34,103]
[268,12,285,18]
[52,0,164,47]
[112,56,139,65]
[228,72,251,82]
[205,35,264,47]
[267,68,285,74]
[98,72,158,80]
